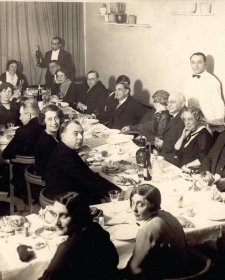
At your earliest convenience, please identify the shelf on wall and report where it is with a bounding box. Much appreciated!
[104,22,152,28]
[171,12,214,16]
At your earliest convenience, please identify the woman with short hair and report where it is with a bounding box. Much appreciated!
[124,184,188,279]
[35,104,64,180]
[38,191,119,280]
[0,82,20,125]
[174,106,213,170]
[0,59,28,91]
[121,90,170,142]
[54,67,79,107]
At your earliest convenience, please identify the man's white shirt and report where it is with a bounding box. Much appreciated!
[51,49,60,60]
[184,70,225,125]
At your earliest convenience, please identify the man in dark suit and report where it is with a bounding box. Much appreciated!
[45,60,60,92]
[36,37,75,82]
[76,70,109,117]
[45,120,120,204]
[155,92,185,165]
[2,99,43,197]
[201,131,225,191]
[108,81,147,130]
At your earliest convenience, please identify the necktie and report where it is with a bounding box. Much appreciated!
[192,74,201,79]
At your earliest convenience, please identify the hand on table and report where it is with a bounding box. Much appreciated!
[77,102,87,112]
[154,137,163,149]
[121,126,130,133]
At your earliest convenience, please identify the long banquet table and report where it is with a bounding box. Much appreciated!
[1,111,225,279]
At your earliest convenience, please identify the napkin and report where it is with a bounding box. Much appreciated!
[177,216,195,228]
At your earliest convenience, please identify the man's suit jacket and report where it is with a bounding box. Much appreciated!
[108,96,147,130]
[2,117,43,159]
[160,110,185,165]
[2,117,43,193]
[39,49,75,81]
[78,81,109,115]
[45,141,120,203]
[202,131,225,177]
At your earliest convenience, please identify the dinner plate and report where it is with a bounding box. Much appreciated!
[86,119,99,125]
[35,226,59,238]
[207,207,225,221]
[111,224,138,241]
[57,102,69,108]
[102,164,125,174]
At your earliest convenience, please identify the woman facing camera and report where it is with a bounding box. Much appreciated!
[38,192,119,280]
[174,106,212,170]
[35,104,64,180]
[0,59,28,91]
[124,184,188,280]
[54,67,79,107]
[0,82,20,125]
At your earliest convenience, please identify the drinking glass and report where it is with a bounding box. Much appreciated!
[108,190,121,214]
[137,164,144,184]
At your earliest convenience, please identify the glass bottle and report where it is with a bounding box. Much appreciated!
[37,84,42,101]
[136,137,152,182]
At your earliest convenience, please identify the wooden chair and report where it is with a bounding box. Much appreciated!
[9,155,35,214]
[164,249,211,280]
[39,188,54,209]
[24,166,45,214]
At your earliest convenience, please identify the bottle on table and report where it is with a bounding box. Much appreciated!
[37,84,42,101]
[136,136,152,183]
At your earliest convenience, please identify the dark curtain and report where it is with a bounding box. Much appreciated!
[0,2,85,85]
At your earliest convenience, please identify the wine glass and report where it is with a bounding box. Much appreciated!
[108,190,121,214]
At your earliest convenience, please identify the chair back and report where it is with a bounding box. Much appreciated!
[164,249,211,280]
[39,188,54,209]
[24,165,45,214]
[9,155,35,214]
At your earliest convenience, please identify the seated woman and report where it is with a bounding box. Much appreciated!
[201,130,225,191]
[0,82,20,125]
[35,104,64,180]
[0,59,28,91]
[54,67,79,107]
[124,184,188,279]
[174,106,212,170]
[38,192,119,280]
[108,81,147,130]
[121,90,170,142]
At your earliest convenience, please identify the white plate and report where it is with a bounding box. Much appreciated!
[111,224,138,241]
[35,226,59,238]
[58,102,69,108]
[87,119,99,125]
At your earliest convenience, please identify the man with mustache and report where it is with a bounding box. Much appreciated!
[45,120,120,204]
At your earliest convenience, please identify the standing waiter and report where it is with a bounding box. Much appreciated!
[36,36,75,83]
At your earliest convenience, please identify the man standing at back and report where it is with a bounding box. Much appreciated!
[184,52,225,136]
[36,36,75,82]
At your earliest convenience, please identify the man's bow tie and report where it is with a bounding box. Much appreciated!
[192,74,201,79]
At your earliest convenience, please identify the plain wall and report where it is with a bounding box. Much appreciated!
[85,1,225,106]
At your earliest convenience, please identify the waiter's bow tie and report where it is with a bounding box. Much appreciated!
[192,74,201,79]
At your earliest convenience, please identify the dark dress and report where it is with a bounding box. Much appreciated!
[130,109,171,142]
[38,222,119,280]
[176,127,213,167]
[0,100,20,125]
[35,130,58,180]
[45,141,120,203]
[0,72,28,91]
[108,96,147,130]
[201,131,225,177]
[78,80,109,116]
[2,117,43,195]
